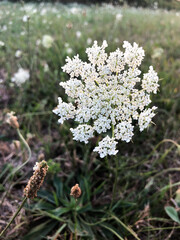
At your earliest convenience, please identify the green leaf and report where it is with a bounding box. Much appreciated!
[23,220,57,240]
[51,223,67,240]
[37,190,55,204]
[100,223,124,240]
[165,206,180,224]
[48,207,70,216]
[30,201,54,211]
[53,175,63,199]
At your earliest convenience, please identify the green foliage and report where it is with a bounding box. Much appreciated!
[24,175,125,239]
[47,159,61,175]
[165,206,180,224]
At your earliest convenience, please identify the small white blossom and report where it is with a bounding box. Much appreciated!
[0,41,5,47]
[42,35,54,48]
[94,117,111,134]
[76,31,82,38]
[15,50,22,58]
[151,47,164,59]
[52,97,76,124]
[66,48,73,54]
[114,121,134,142]
[94,136,118,158]
[138,106,157,131]
[22,15,29,22]
[116,13,123,21]
[43,63,49,72]
[87,38,92,45]
[142,66,159,94]
[36,39,41,46]
[86,40,108,66]
[123,41,145,68]
[70,124,94,144]
[11,68,30,86]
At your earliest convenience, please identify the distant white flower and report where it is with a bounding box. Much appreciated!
[11,68,30,86]
[2,25,7,31]
[36,39,41,46]
[66,48,73,54]
[43,63,49,72]
[42,35,54,48]
[22,15,29,22]
[116,13,123,21]
[15,50,22,58]
[54,41,159,157]
[87,38,92,45]
[20,31,26,36]
[0,41,5,47]
[76,31,82,38]
[151,47,164,59]
[70,7,79,15]
[65,43,69,48]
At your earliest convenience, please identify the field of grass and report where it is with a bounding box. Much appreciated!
[0,1,180,240]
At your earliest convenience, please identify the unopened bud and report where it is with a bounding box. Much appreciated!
[6,112,19,129]
[24,160,48,199]
[70,184,81,199]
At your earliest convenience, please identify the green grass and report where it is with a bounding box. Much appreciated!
[0,2,180,240]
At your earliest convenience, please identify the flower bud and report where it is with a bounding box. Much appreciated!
[70,184,81,199]
[24,160,48,199]
[6,112,19,129]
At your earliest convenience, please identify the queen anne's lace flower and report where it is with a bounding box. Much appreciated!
[53,41,159,158]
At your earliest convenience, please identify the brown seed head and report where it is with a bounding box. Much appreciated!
[24,160,48,199]
[70,184,81,199]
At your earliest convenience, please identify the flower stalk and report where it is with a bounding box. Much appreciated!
[0,197,27,238]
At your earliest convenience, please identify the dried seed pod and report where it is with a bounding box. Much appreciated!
[70,184,81,199]
[24,160,48,199]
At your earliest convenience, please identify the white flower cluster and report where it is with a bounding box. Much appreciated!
[53,41,159,158]
[11,68,30,86]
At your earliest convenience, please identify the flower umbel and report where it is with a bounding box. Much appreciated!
[24,160,48,199]
[53,41,159,158]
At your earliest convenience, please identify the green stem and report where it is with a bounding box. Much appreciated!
[110,156,118,210]
[74,200,78,240]
[3,128,32,185]
[0,197,27,237]
[109,124,118,210]
[112,124,114,138]
[105,156,110,170]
